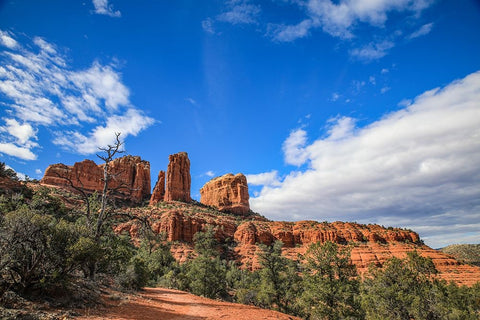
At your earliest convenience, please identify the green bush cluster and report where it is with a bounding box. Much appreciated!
[0,186,174,299]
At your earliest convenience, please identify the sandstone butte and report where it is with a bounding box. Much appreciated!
[200,173,250,215]
[116,204,480,287]
[164,152,191,202]
[41,155,151,203]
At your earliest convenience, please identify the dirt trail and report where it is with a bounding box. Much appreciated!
[77,287,300,320]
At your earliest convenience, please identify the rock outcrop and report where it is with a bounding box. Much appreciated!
[200,173,250,215]
[115,204,480,286]
[233,220,419,247]
[41,156,151,203]
[113,199,480,287]
[149,171,165,206]
[164,152,191,202]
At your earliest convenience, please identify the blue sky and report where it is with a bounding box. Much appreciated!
[1,0,479,248]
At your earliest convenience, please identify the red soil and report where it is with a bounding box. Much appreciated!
[77,287,300,320]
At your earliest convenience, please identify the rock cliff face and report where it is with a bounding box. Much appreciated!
[200,173,250,215]
[107,156,151,202]
[164,152,191,202]
[41,156,151,203]
[116,205,480,286]
[232,220,419,247]
[149,171,165,206]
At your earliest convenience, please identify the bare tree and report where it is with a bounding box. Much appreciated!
[95,132,125,239]
[47,133,154,278]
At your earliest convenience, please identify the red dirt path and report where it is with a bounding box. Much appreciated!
[77,287,300,320]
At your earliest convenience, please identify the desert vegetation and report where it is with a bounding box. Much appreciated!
[441,244,480,267]
[1,158,479,319]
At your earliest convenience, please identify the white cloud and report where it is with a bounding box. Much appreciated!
[0,118,38,160]
[350,40,395,61]
[217,0,261,25]
[53,108,155,154]
[35,169,42,175]
[0,30,18,49]
[205,170,215,177]
[381,68,389,74]
[380,86,391,94]
[282,128,309,166]
[250,71,480,248]
[185,97,198,106]
[408,22,434,39]
[0,118,37,145]
[331,92,340,101]
[0,143,37,160]
[92,0,121,17]
[325,116,356,140]
[269,19,313,42]
[0,30,155,159]
[246,170,281,187]
[202,18,215,34]
[269,0,434,41]
[70,62,130,111]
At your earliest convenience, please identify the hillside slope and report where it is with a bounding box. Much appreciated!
[116,202,480,286]
[440,244,480,267]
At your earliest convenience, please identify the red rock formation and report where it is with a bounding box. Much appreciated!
[200,173,250,215]
[149,171,165,206]
[233,220,419,248]
[41,156,151,202]
[115,204,480,286]
[164,152,191,202]
[42,160,102,191]
[107,156,151,202]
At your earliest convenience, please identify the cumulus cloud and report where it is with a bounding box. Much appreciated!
[246,170,282,187]
[0,30,155,160]
[250,71,480,248]
[0,118,38,160]
[1,118,37,145]
[0,143,37,161]
[92,0,121,17]
[282,128,309,166]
